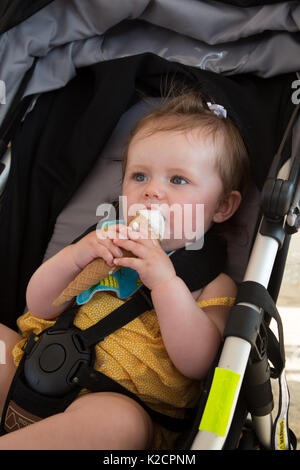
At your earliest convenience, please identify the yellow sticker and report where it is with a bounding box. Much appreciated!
[199,367,240,437]
[278,419,286,450]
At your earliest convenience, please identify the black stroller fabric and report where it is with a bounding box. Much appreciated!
[0,53,296,330]
[0,0,54,34]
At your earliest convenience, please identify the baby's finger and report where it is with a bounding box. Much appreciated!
[92,234,122,261]
[93,243,116,266]
[113,256,141,271]
[128,226,160,246]
[102,238,123,259]
[113,237,147,258]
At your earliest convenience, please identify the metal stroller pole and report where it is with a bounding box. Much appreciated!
[242,230,280,449]
[191,228,278,450]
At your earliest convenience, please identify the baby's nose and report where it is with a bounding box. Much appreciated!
[144,182,164,199]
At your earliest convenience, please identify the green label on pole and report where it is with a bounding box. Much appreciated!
[199,367,240,437]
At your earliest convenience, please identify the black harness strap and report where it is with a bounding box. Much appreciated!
[235,280,285,375]
[79,286,153,348]
[53,303,80,329]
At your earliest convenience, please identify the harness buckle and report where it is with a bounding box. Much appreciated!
[23,327,92,397]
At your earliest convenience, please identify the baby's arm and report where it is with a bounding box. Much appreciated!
[26,228,124,319]
[26,245,83,319]
[151,273,237,380]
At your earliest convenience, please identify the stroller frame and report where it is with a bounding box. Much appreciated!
[192,102,300,450]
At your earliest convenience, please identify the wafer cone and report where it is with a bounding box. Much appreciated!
[53,210,164,306]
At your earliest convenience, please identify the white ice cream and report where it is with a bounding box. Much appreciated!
[130,210,165,240]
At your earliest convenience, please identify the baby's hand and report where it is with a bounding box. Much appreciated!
[112,226,176,291]
[70,225,124,270]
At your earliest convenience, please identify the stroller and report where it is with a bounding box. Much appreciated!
[0,0,299,451]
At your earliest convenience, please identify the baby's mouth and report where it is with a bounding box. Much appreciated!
[144,203,167,219]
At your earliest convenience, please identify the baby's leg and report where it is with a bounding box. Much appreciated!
[0,391,154,450]
[0,323,21,414]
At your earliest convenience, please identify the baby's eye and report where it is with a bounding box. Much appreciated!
[171,175,188,185]
[133,172,147,182]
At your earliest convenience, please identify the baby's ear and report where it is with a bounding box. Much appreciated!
[213,190,242,223]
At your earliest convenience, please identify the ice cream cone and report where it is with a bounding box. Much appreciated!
[52,210,164,306]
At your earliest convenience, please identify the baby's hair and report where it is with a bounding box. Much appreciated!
[122,87,250,197]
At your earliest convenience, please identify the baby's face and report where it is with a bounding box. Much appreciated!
[122,126,224,250]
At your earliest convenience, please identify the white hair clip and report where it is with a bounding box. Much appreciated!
[207,102,227,119]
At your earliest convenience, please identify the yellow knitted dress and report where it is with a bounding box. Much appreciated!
[12,291,234,449]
